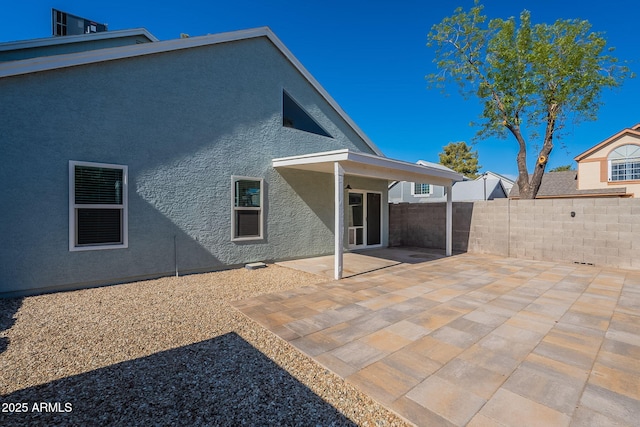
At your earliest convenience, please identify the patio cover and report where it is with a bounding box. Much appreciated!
[273,149,463,279]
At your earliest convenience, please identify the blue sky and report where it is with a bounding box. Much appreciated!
[3,1,639,178]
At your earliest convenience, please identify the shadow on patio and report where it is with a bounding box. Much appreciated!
[277,247,464,279]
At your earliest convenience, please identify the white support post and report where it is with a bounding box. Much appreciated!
[446,184,452,256]
[334,162,344,280]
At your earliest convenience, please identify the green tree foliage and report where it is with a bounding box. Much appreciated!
[549,164,574,172]
[439,141,481,178]
[427,1,631,198]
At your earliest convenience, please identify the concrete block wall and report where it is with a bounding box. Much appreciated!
[388,202,473,252]
[389,198,640,270]
[466,200,510,257]
[505,198,640,270]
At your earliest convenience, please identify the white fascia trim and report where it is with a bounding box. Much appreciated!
[273,149,351,166]
[273,149,464,182]
[0,26,383,157]
[0,28,158,52]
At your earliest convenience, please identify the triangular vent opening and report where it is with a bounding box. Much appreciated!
[282,91,332,138]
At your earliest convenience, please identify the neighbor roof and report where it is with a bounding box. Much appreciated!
[477,171,515,185]
[574,123,640,161]
[0,26,383,156]
[509,171,628,198]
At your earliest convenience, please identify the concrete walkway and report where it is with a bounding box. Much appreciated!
[234,249,640,427]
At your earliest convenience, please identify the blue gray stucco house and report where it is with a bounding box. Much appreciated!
[0,27,461,297]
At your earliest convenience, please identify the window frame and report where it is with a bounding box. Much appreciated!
[69,160,128,252]
[282,90,333,138]
[411,182,432,197]
[231,176,264,241]
[608,144,640,182]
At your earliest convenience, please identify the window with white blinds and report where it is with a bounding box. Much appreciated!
[231,176,263,240]
[69,161,128,251]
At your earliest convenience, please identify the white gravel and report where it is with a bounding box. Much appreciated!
[0,265,410,426]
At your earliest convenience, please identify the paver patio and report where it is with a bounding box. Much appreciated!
[233,248,640,426]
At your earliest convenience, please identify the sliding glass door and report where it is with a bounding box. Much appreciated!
[348,190,381,249]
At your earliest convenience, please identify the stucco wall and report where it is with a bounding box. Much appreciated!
[388,202,472,251]
[390,199,640,270]
[0,37,384,296]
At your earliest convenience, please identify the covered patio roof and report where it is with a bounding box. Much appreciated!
[273,149,463,280]
[273,149,461,186]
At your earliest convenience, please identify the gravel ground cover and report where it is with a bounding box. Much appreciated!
[0,265,409,426]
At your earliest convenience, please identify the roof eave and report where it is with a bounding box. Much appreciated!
[0,28,158,52]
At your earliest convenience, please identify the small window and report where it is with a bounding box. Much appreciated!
[412,182,432,196]
[609,145,640,181]
[69,161,128,251]
[54,10,67,36]
[282,91,332,138]
[232,177,264,240]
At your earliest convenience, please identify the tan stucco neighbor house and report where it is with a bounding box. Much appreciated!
[574,123,640,198]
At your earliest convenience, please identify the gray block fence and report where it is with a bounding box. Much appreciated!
[389,198,640,270]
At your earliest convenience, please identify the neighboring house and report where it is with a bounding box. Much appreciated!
[509,124,640,199]
[0,27,461,296]
[508,170,628,198]
[478,171,514,196]
[573,123,640,197]
[389,162,509,203]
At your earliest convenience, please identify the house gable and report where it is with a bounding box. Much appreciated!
[0,26,382,157]
[575,125,640,161]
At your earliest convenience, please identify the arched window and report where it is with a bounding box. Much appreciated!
[609,144,640,181]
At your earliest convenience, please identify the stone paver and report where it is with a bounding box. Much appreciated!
[234,249,640,426]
